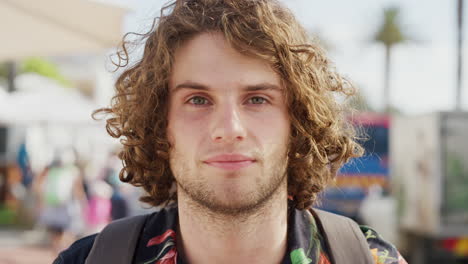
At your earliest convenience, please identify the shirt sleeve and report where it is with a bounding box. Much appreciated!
[360,226,408,264]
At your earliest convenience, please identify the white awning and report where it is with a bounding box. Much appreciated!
[0,0,127,61]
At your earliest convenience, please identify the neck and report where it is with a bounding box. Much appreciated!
[176,184,288,264]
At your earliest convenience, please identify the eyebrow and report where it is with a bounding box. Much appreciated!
[172,81,283,93]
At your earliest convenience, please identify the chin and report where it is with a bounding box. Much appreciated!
[204,197,264,216]
[206,187,270,213]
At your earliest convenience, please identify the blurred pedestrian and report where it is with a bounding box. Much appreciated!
[84,180,112,233]
[103,150,129,220]
[33,148,85,253]
[16,142,33,188]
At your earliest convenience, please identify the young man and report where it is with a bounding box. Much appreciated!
[54,0,407,263]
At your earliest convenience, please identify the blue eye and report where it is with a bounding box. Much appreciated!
[248,96,267,104]
[189,96,209,105]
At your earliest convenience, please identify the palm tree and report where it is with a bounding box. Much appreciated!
[373,7,409,113]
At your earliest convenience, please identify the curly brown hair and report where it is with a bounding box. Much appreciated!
[95,0,363,210]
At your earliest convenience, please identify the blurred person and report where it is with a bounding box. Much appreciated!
[69,153,91,237]
[84,180,112,233]
[33,148,86,254]
[109,180,129,221]
[16,141,33,188]
[104,163,130,221]
[54,0,407,263]
[103,150,130,220]
[74,154,92,202]
[15,141,38,227]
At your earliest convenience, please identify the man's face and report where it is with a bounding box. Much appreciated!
[167,32,290,215]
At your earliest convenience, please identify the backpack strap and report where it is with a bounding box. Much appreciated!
[85,214,149,264]
[310,209,374,264]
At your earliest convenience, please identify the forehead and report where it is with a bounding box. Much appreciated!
[169,32,281,91]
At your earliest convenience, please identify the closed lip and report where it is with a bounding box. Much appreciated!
[203,154,256,170]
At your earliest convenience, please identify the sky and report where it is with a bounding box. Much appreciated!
[101,0,466,114]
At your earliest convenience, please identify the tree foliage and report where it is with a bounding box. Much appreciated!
[19,57,70,87]
[374,7,408,47]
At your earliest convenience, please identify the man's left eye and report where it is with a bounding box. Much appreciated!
[248,97,267,104]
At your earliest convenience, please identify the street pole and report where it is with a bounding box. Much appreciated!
[456,0,464,111]
[6,61,16,93]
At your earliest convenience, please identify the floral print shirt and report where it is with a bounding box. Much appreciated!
[54,203,407,264]
[132,204,407,264]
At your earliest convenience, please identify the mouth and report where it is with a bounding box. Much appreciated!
[203,154,256,171]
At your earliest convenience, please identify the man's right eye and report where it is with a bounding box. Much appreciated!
[188,96,209,105]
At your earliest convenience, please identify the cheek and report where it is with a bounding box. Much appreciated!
[170,106,209,127]
[167,108,208,150]
[249,111,290,148]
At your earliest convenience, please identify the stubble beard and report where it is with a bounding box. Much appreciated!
[170,151,288,219]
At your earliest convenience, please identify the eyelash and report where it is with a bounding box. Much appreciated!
[186,95,269,106]
[247,96,268,105]
[188,96,210,106]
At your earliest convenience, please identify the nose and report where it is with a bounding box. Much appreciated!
[210,102,247,143]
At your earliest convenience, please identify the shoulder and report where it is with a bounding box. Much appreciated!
[52,209,170,264]
[52,234,97,264]
[359,226,408,264]
[312,208,407,264]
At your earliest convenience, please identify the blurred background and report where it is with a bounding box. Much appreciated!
[0,0,467,263]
